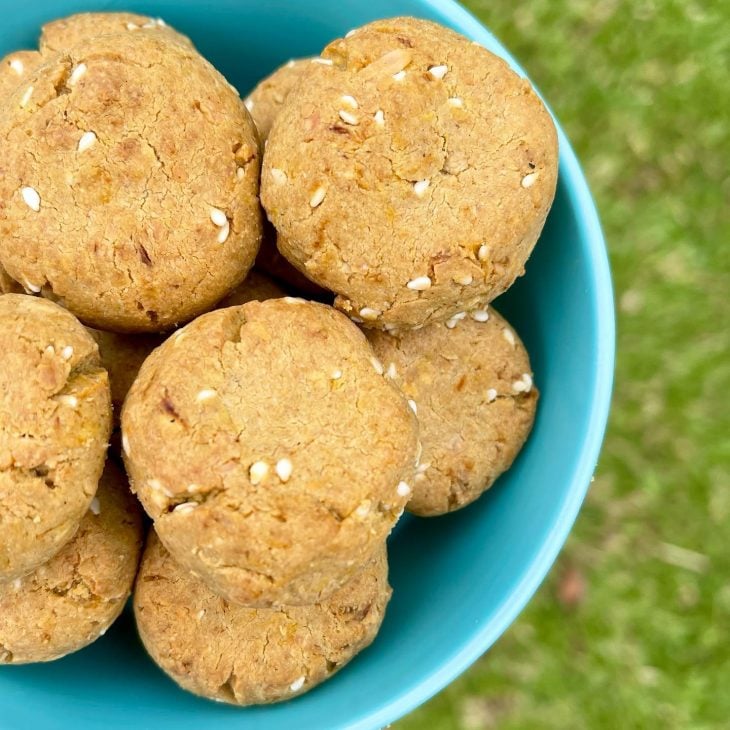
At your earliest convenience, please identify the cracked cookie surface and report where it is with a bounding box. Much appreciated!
[0,32,262,332]
[134,532,390,705]
[261,17,558,330]
[122,299,417,607]
[368,307,537,516]
[0,460,143,664]
[0,295,111,580]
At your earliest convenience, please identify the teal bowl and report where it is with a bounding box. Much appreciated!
[0,1,614,728]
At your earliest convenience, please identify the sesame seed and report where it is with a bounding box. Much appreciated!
[340,95,358,109]
[408,399,418,415]
[486,388,498,402]
[68,63,87,85]
[33,515,41,523]
[173,330,187,345]
[148,479,169,495]
[44,345,55,356]
[90,497,101,515]
[284,296,306,304]
[503,328,516,346]
[386,362,397,379]
[416,462,430,474]
[244,98,254,112]
[428,65,448,80]
[521,172,539,188]
[173,502,198,514]
[454,274,473,285]
[446,312,467,329]
[331,369,343,380]
[142,20,157,29]
[397,481,411,497]
[122,433,131,456]
[290,676,305,692]
[471,309,490,322]
[196,609,206,620]
[187,484,199,493]
[359,307,381,320]
[275,458,293,482]
[286,59,296,68]
[392,70,406,81]
[270,168,287,185]
[9,58,24,75]
[196,389,217,403]
[210,207,227,227]
[126,22,139,30]
[512,379,528,393]
[156,18,166,27]
[345,29,357,38]
[77,131,97,152]
[407,275,431,291]
[20,86,33,108]
[447,97,463,108]
[415,472,427,483]
[12,578,21,590]
[309,186,327,207]
[374,109,385,125]
[521,373,533,391]
[24,280,41,293]
[249,461,269,485]
[61,345,74,360]
[413,179,430,197]
[371,357,384,375]
[478,244,490,261]
[217,221,230,244]
[313,58,333,66]
[236,167,245,180]
[355,501,371,517]
[338,109,359,125]
[21,186,40,211]
[350,316,363,323]
[59,395,78,408]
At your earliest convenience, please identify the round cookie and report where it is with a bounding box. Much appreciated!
[0,295,111,581]
[39,12,193,53]
[0,32,262,332]
[122,299,417,607]
[216,269,285,308]
[368,307,537,516]
[261,17,558,330]
[245,58,311,142]
[0,461,143,664]
[135,532,390,705]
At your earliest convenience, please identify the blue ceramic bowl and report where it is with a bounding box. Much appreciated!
[0,1,614,728]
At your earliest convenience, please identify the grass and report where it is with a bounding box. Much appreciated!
[397,1,730,728]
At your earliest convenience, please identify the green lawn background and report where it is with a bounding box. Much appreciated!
[398,1,729,727]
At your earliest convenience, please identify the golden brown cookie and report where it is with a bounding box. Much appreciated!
[368,307,537,515]
[0,461,143,664]
[245,58,311,142]
[261,17,558,330]
[135,532,390,705]
[39,12,193,53]
[122,299,417,607]
[0,32,262,332]
[216,269,284,308]
[0,295,111,581]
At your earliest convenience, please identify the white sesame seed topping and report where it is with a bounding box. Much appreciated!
[61,345,74,360]
[187,484,199,493]
[521,172,539,188]
[359,307,381,320]
[446,312,467,329]
[290,676,305,692]
[512,379,528,393]
[392,70,406,81]
[374,109,385,125]
[338,109,359,125]
[313,58,333,66]
[275,458,293,482]
[24,280,41,294]
[19,86,33,108]
[196,609,206,620]
[486,388,498,402]
[416,461,430,474]
[59,395,78,408]
[12,578,21,591]
[156,18,166,27]
[249,461,269,485]
[331,369,343,380]
[236,167,245,180]
[413,179,430,197]
[244,98,254,112]
[340,94,358,109]
[471,309,490,322]
[173,330,187,345]
[407,399,418,415]
[477,244,490,261]
[397,481,411,497]
[9,58,24,75]
[210,207,227,227]
[90,497,101,515]
[173,502,198,514]
[142,20,157,29]
[345,29,357,38]
[447,97,463,108]
[33,515,41,524]
[284,296,306,304]
[44,345,55,356]
[21,186,40,211]
[122,433,131,456]
[310,185,327,208]
[521,373,533,391]
[454,274,473,286]
[503,328,516,346]
[217,221,230,244]
[371,357,384,376]
[77,131,97,152]
[126,22,139,30]
[270,168,287,185]
[407,276,431,291]
[428,64,448,80]
[386,362,397,379]
[69,63,87,85]
[196,389,217,403]
[355,501,370,517]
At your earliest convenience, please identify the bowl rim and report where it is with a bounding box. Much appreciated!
[343,1,616,728]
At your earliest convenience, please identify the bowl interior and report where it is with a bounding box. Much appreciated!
[0,1,614,729]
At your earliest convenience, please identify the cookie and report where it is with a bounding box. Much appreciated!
[261,17,558,330]
[245,58,311,142]
[0,32,262,332]
[135,532,390,705]
[368,307,537,516]
[216,269,284,308]
[0,295,111,581]
[122,299,417,607]
[0,461,143,664]
[39,12,193,54]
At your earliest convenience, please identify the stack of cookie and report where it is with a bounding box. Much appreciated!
[0,12,556,705]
